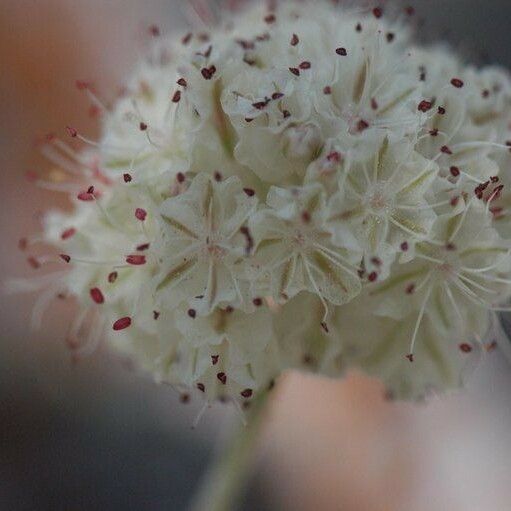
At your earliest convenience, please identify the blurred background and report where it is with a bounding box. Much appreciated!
[1,1,511,510]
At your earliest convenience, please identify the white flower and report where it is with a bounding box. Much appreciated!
[14,0,511,404]
[155,173,257,315]
[249,184,362,327]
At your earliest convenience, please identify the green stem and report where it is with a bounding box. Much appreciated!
[189,392,269,511]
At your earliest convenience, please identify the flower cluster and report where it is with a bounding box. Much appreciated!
[18,1,511,404]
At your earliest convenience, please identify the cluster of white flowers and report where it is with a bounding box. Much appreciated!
[19,1,511,404]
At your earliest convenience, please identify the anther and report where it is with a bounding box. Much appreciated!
[135,208,147,221]
[459,343,473,353]
[113,317,131,331]
[451,78,464,88]
[61,228,76,240]
[126,255,146,265]
[418,100,432,112]
[90,287,105,304]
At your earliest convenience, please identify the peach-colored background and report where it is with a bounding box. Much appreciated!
[1,2,511,510]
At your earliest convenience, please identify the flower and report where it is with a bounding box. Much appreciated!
[154,173,257,315]
[14,0,511,405]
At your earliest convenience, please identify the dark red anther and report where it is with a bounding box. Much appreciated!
[289,67,300,76]
[290,33,299,46]
[153,310,160,320]
[406,353,414,362]
[373,7,383,18]
[336,47,347,56]
[61,228,76,240]
[126,255,146,265]
[139,122,148,131]
[490,176,499,183]
[214,171,222,182]
[400,241,409,251]
[386,32,395,43]
[272,92,284,100]
[172,90,181,103]
[445,242,456,251]
[368,271,378,282]
[177,78,187,87]
[201,67,213,80]
[66,126,78,138]
[211,354,219,365]
[90,287,105,304]
[149,24,160,37]
[243,188,255,197]
[18,238,28,251]
[108,271,118,283]
[450,166,460,177]
[113,317,131,331]
[252,297,263,307]
[135,208,147,221]
[371,257,382,267]
[282,110,291,118]
[240,389,253,398]
[429,128,439,137]
[327,151,341,163]
[357,119,369,132]
[451,78,464,88]
[488,184,504,202]
[182,32,192,45]
[60,254,71,263]
[459,343,473,353]
[187,308,196,319]
[437,106,446,115]
[323,86,332,95]
[252,100,268,110]
[197,382,205,392]
[264,14,276,24]
[27,256,40,269]
[320,322,329,334]
[177,172,185,183]
[482,89,490,98]
[406,283,415,295]
[299,61,311,70]
[77,191,94,201]
[371,98,378,110]
[441,145,453,155]
[418,100,432,112]
[217,372,227,384]
[355,22,362,32]
[136,243,150,251]
[123,173,132,183]
[75,80,92,91]
[301,211,311,223]
[180,394,190,404]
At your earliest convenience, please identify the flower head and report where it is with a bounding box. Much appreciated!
[15,0,511,405]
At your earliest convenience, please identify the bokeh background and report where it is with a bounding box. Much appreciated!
[1,1,511,510]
